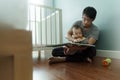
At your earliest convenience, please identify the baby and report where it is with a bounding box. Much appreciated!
[71,24,86,42]
[72,25,92,62]
[66,24,92,63]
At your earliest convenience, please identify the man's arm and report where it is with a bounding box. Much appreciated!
[64,45,87,55]
[66,28,74,42]
[88,37,96,45]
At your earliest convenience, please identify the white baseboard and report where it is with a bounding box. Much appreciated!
[97,50,120,59]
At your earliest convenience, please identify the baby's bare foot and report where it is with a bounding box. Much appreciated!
[87,57,92,63]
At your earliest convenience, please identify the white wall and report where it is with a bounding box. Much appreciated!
[0,0,27,29]
[44,0,54,7]
[0,0,54,29]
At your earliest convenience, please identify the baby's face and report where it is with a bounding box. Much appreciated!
[72,28,83,38]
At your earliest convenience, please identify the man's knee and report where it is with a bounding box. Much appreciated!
[91,47,96,56]
[51,47,64,56]
[52,49,56,56]
[85,47,96,58]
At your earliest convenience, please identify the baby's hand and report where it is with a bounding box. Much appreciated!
[73,39,78,42]
[77,38,83,42]
[73,39,81,42]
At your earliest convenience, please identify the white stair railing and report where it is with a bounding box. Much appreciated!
[27,4,63,49]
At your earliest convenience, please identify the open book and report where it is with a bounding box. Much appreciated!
[45,42,95,47]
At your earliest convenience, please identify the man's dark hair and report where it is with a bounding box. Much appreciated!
[83,6,97,20]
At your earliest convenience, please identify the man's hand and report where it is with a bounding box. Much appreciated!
[64,46,70,55]
[63,45,87,55]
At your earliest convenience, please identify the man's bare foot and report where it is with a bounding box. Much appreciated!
[86,57,92,63]
[48,57,66,64]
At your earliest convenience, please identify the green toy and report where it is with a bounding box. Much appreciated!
[103,58,112,66]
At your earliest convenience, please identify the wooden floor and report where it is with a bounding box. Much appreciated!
[33,56,120,80]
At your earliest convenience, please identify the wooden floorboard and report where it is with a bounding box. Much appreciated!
[33,56,120,80]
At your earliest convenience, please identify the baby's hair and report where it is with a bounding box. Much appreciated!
[72,24,81,29]
[71,24,84,35]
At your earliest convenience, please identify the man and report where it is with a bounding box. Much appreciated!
[48,6,99,64]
